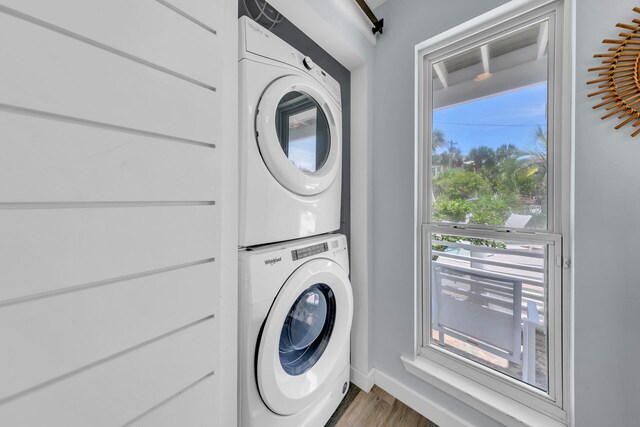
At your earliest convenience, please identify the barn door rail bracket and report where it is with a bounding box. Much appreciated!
[355,0,384,35]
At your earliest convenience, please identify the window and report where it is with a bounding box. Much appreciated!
[415,1,568,423]
[275,91,331,173]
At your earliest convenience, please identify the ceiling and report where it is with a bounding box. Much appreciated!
[431,20,548,110]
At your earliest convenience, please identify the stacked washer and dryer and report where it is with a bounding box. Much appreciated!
[237,16,354,427]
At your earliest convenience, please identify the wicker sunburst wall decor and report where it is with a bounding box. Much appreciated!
[587,6,640,137]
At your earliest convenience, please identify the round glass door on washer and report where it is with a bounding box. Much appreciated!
[257,258,352,415]
[279,283,336,376]
[238,15,343,247]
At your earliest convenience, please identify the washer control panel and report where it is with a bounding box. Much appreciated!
[330,238,347,256]
[291,242,328,261]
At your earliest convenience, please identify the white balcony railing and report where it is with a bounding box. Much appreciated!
[431,238,546,321]
[429,237,547,390]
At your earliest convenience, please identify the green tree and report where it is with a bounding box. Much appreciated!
[431,128,547,230]
[515,126,548,204]
[496,155,538,197]
[440,140,463,168]
[433,169,491,200]
[495,144,519,162]
[469,193,519,225]
[432,129,446,153]
[496,157,515,196]
[518,126,548,180]
[465,146,496,173]
[432,198,472,223]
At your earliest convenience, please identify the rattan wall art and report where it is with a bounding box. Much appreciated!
[588,6,640,137]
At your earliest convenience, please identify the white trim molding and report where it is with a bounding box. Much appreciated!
[350,366,374,393]
[349,63,373,381]
[357,367,563,427]
[414,0,559,54]
[218,1,239,426]
[268,0,376,384]
[401,357,565,427]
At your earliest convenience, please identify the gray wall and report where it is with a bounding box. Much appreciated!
[238,4,351,245]
[371,0,640,425]
[575,0,640,425]
[370,1,507,425]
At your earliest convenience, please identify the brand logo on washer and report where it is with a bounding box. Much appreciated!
[264,257,282,266]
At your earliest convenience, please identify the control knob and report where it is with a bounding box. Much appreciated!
[303,56,314,70]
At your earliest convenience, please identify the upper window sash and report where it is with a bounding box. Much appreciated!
[421,10,561,236]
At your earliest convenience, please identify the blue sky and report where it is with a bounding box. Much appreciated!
[288,138,316,172]
[433,83,547,155]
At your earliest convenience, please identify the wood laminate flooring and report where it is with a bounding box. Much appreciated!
[325,385,438,427]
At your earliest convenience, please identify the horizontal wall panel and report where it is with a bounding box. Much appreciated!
[0,318,217,427]
[0,0,220,88]
[131,374,218,427]
[0,261,217,401]
[161,0,222,33]
[0,12,218,144]
[0,205,217,303]
[0,111,217,202]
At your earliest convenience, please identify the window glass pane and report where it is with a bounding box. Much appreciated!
[429,232,549,391]
[275,91,331,174]
[430,21,548,230]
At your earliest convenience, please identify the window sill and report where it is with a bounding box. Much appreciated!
[401,355,567,427]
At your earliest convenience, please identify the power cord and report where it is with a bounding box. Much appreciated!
[243,0,283,30]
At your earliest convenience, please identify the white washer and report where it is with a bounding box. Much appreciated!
[239,234,353,427]
[238,16,343,247]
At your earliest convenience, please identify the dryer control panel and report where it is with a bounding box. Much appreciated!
[239,16,342,108]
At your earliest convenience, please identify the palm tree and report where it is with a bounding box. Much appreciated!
[441,141,463,168]
[518,126,548,177]
[495,144,519,162]
[432,129,446,153]
[507,126,548,206]
[466,146,496,173]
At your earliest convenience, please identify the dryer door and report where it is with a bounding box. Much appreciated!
[256,75,341,196]
[256,258,353,415]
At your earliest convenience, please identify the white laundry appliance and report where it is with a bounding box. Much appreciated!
[238,16,343,247]
[238,234,353,427]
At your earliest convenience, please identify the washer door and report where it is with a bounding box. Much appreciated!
[256,258,353,415]
[256,75,341,196]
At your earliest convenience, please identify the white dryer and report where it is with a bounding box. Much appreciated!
[239,234,353,427]
[238,16,343,247]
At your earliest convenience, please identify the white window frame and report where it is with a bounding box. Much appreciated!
[408,1,572,426]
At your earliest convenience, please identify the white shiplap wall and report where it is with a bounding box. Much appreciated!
[0,0,237,425]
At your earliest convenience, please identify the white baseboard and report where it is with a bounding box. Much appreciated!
[373,369,474,427]
[349,366,374,392]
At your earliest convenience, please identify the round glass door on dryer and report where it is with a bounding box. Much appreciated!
[256,75,341,196]
[256,258,353,415]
